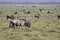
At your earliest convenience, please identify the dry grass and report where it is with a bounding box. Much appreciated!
[0,5,60,40]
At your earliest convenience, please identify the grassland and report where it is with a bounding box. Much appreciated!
[0,5,60,40]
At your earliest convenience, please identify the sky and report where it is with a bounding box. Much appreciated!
[0,0,60,3]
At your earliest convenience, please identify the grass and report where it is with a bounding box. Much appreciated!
[0,5,60,40]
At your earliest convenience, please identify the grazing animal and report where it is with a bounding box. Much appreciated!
[7,14,14,20]
[58,15,60,19]
[47,11,50,13]
[39,9,42,11]
[24,11,30,14]
[27,11,30,14]
[35,15,39,19]
[15,11,18,14]
[9,19,30,29]
[35,9,44,14]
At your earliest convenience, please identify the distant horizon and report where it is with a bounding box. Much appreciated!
[0,0,60,5]
[0,2,60,5]
[0,0,60,3]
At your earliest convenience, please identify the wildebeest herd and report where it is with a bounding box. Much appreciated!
[0,6,60,29]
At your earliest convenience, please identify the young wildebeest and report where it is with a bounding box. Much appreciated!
[9,19,30,29]
[6,14,14,20]
[57,15,60,19]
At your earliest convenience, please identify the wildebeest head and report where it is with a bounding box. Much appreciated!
[20,19,30,28]
[24,21,30,28]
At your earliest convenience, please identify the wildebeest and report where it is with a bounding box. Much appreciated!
[9,19,30,29]
[39,9,44,13]
[57,15,60,19]
[24,10,30,14]
[34,13,40,20]
[47,11,50,13]
[35,15,39,19]
[14,11,18,14]
[6,14,14,20]
[35,9,44,15]
[39,9,42,11]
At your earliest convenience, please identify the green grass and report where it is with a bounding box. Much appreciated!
[0,5,60,40]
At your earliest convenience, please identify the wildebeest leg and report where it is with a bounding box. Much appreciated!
[11,24,16,29]
[20,26,22,29]
[9,21,13,28]
[20,24,23,29]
